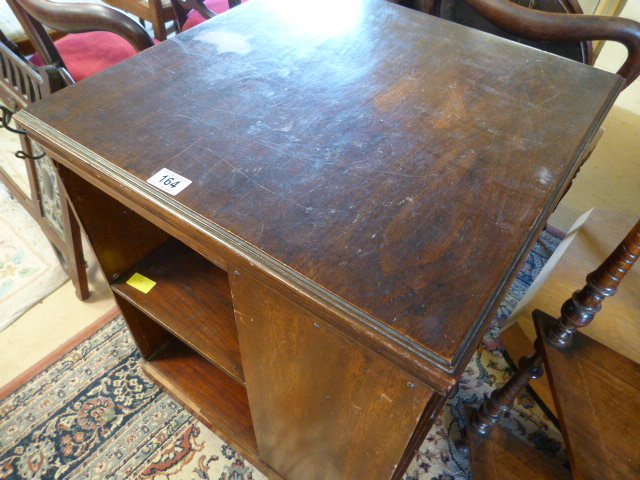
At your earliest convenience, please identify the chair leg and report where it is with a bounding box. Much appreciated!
[462,349,544,443]
[65,205,90,300]
[149,0,168,41]
[546,218,640,347]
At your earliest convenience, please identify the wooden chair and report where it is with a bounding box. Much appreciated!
[7,0,155,83]
[454,0,640,88]
[8,0,243,83]
[0,30,89,299]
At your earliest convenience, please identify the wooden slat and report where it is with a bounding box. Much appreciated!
[535,310,640,480]
[112,239,244,384]
[466,407,571,480]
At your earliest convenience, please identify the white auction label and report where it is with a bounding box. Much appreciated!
[147,168,192,195]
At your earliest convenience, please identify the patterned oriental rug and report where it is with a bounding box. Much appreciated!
[0,182,68,331]
[0,230,564,480]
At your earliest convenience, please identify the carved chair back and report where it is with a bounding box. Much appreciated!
[6,0,155,85]
[0,29,64,110]
[452,0,640,88]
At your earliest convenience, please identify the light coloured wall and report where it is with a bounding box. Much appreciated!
[594,0,640,114]
[549,1,640,230]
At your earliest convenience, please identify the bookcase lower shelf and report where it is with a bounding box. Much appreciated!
[142,338,257,453]
[104,237,280,475]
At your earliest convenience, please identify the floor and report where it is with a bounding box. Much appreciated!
[1,6,639,390]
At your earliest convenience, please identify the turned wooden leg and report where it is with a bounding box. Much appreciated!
[547,218,640,347]
[462,349,544,441]
[461,218,640,448]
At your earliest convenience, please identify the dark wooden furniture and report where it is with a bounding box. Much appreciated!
[15,1,625,478]
[437,0,593,64]
[102,0,177,41]
[502,209,640,414]
[8,0,154,84]
[464,217,640,478]
[455,0,640,87]
[0,31,89,299]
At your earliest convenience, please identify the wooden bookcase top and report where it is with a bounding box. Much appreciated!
[17,0,623,377]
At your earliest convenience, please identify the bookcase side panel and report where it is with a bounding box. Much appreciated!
[230,269,434,480]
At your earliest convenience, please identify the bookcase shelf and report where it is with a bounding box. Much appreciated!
[111,239,244,384]
[143,337,258,454]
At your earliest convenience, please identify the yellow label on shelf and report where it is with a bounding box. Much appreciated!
[126,273,156,294]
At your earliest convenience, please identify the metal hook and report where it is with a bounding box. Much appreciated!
[15,150,46,160]
[0,105,28,135]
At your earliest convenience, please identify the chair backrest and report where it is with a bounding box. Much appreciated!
[0,28,64,110]
[455,0,640,88]
[7,0,155,85]
[438,0,593,66]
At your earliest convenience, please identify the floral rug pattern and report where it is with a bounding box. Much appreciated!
[0,183,67,331]
[0,230,562,480]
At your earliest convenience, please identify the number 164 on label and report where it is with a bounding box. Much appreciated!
[147,168,192,195]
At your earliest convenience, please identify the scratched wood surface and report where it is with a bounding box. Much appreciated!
[19,0,622,374]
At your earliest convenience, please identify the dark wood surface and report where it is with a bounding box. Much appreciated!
[142,338,257,455]
[231,268,435,480]
[112,239,244,383]
[465,406,572,480]
[536,311,640,480]
[17,0,623,381]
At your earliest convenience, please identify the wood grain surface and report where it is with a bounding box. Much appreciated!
[18,0,622,378]
[466,406,572,480]
[231,268,435,480]
[536,311,640,480]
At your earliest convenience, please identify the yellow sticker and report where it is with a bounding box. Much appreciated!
[126,273,156,294]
